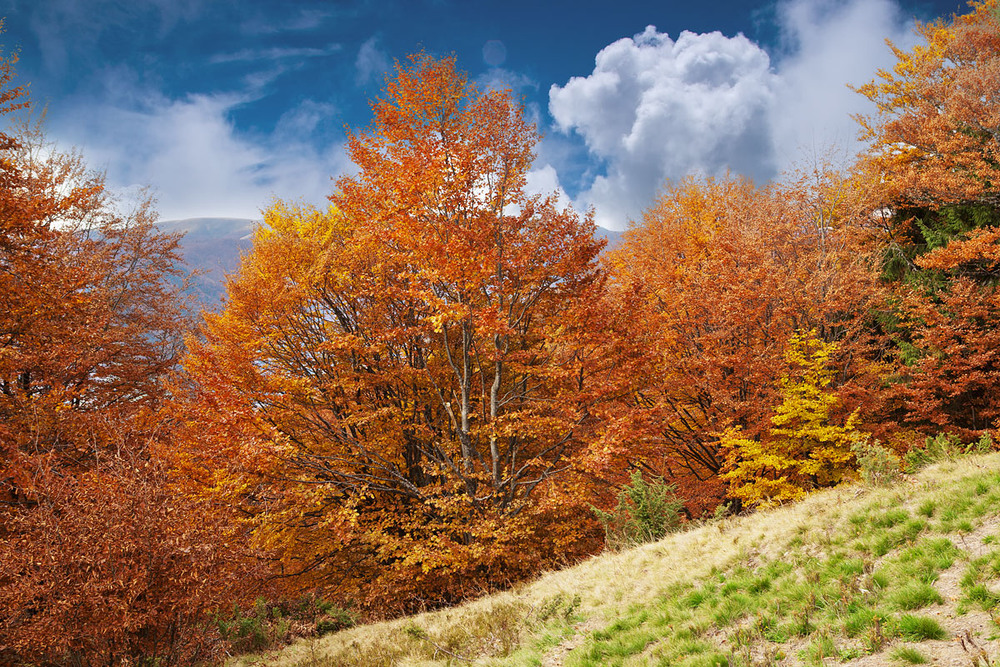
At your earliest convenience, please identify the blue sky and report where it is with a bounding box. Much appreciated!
[0,0,967,229]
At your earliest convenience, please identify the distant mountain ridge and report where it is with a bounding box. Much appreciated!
[156,217,256,309]
[156,217,622,310]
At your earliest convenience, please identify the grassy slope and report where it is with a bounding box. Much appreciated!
[232,453,1000,666]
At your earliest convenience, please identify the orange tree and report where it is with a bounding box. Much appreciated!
[855,0,1000,210]
[0,53,261,663]
[854,0,1000,439]
[601,173,876,513]
[183,54,609,615]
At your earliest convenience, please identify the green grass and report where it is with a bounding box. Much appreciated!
[891,645,929,664]
[895,614,947,641]
[562,518,956,665]
[800,632,838,666]
[960,549,1000,613]
[552,466,994,666]
[234,453,1000,667]
[888,582,944,610]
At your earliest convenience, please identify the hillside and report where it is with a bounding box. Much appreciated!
[155,217,256,309]
[231,453,1000,666]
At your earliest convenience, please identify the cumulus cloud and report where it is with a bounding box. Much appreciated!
[549,26,777,229]
[53,87,349,221]
[770,0,917,168]
[548,0,920,230]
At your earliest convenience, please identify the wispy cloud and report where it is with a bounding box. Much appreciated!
[50,81,349,221]
[355,36,390,85]
[23,0,205,75]
[476,67,538,96]
[239,8,336,36]
[209,45,341,65]
[769,0,917,169]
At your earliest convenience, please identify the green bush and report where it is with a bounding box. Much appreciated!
[217,598,289,652]
[217,594,357,654]
[593,471,684,550]
[904,432,995,472]
[852,439,902,485]
[905,433,963,471]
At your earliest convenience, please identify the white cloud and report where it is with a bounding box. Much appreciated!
[770,0,917,170]
[52,87,349,221]
[548,0,921,230]
[476,67,537,96]
[25,0,204,75]
[209,45,341,65]
[356,36,390,85]
[525,164,571,210]
[240,8,333,35]
[549,25,777,229]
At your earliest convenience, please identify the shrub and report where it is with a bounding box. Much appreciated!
[593,471,684,550]
[852,439,903,485]
[0,451,264,666]
[904,433,962,471]
[218,599,291,652]
[903,431,994,472]
[218,594,358,653]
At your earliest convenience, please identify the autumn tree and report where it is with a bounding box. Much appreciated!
[0,53,261,664]
[0,118,189,490]
[880,231,1000,438]
[852,0,1000,440]
[600,173,874,513]
[183,54,608,614]
[855,0,1000,209]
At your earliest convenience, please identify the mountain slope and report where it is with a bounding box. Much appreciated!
[231,452,1000,666]
[156,217,256,310]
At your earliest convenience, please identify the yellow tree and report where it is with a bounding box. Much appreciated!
[721,331,859,508]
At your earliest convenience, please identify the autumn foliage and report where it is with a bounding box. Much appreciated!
[595,171,874,513]
[0,444,258,664]
[850,0,1000,442]
[6,0,1000,660]
[182,55,608,615]
[0,51,260,664]
[177,0,1000,622]
[855,0,1000,208]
